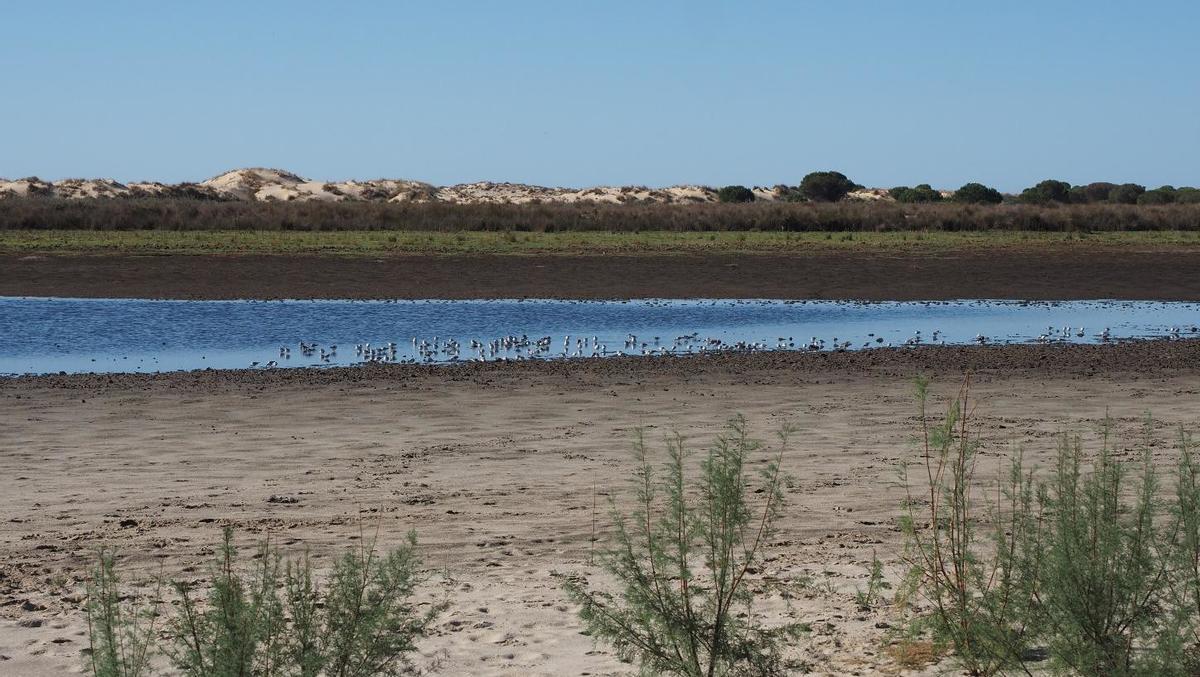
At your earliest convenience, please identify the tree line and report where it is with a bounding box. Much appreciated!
[715,171,1200,205]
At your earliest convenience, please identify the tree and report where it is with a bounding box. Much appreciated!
[890,184,943,203]
[716,185,755,203]
[1176,187,1200,204]
[952,182,1004,205]
[1019,179,1071,204]
[1138,185,1178,205]
[1109,183,1146,204]
[1072,182,1117,204]
[798,171,858,202]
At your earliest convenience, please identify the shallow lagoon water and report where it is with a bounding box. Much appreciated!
[1,297,1198,376]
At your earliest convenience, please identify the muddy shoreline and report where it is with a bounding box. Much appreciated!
[5,341,1199,393]
[4,249,1200,300]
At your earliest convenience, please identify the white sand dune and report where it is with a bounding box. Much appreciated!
[0,168,901,204]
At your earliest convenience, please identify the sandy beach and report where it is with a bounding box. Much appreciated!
[4,344,1200,675]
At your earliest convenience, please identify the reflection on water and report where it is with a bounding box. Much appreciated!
[1,297,1197,376]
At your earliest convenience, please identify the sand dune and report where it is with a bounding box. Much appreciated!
[0,168,898,205]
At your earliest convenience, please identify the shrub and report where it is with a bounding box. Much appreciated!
[1109,183,1146,205]
[86,527,442,677]
[1035,419,1181,675]
[799,171,859,202]
[564,417,807,676]
[169,529,287,676]
[1172,429,1200,668]
[952,182,1004,205]
[86,550,161,677]
[1019,179,1072,204]
[716,185,755,203]
[899,378,1041,676]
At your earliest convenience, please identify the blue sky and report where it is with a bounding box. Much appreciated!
[2,2,1197,191]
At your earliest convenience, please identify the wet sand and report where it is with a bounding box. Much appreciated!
[4,343,1200,675]
[5,248,1200,300]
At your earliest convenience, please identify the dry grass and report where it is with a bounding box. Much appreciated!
[4,229,1200,256]
[885,640,945,670]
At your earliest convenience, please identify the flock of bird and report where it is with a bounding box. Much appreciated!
[252,323,1200,369]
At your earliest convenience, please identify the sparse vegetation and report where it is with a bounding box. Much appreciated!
[74,390,1200,675]
[1035,419,1178,675]
[899,378,1041,675]
[900,382,1200,676]
[86,527,442,677]
[564,418,808,676]
[86,550,161,677]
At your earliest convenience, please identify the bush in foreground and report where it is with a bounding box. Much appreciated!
[1036,420,1175,675]
[564,417,807,676]
[86,527,442,677]
[899,378,1040,676]
[901,381,1200,676]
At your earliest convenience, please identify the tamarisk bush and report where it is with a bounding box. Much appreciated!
[901,382,1200,676]
[564,417,807,677]
[899,377,1041,676]
[85,527,442,677]
[85,550,161,677]
[1034,419,1179,675]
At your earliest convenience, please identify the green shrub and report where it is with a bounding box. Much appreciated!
[1035,419,1181,675]
[799,171,859,202]
[899,378,1041,676]
[716,185,755,203]
[564,417,807,676]
[952,182,1004,204]
[85,550,161,677]
[854,552,888,611]
[169,529,287,676]
[900,382,1200,676]
[86,527,442,677]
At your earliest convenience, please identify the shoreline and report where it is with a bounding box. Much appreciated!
[5,341,1199,391]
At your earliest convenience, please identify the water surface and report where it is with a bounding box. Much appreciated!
[1,297,1197,376]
